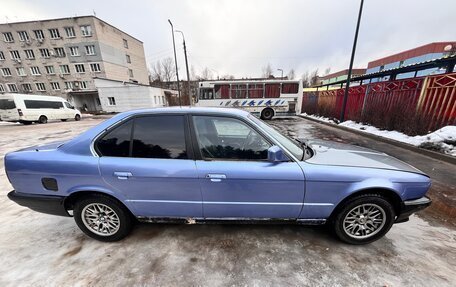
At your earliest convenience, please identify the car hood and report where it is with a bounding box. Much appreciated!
[305,139,425,175]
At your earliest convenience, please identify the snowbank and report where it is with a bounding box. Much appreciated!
[301,113,456,157]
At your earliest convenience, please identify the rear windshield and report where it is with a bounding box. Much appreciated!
[0,99,16,110]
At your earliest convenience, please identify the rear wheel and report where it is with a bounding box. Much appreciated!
[61,119,67,122]
[74,114,81,121]
[332,194,395,245]
[21,121,32,125]
[74,194,133,242]
[260,108,274,120]
[38,115,48,124]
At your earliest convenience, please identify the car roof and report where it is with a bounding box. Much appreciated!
[119,106,251,117]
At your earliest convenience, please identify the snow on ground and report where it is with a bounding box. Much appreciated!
[301,113,456,157]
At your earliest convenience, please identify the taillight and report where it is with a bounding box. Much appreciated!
[17,109,23,116]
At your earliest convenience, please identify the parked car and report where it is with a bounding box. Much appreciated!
[0,93,81,124]
[5,107,431,244]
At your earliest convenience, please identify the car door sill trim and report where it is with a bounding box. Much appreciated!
[136,216,326,225]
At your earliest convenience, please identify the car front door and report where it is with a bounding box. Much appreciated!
[98,114,202,218]
[191,115,305,219]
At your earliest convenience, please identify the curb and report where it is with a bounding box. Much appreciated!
[298,115,456,165]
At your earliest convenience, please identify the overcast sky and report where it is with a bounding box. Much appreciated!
[1,0,455,79]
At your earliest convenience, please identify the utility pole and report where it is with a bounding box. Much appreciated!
[176,30,191,106]
[168,19,181,106]
[340,0,364,122]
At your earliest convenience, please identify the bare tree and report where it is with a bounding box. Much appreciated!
[190,65,197,81]
[221,74,235,80]
[301,71,310,88]
[310,69,319,87]
[324,67,331,76]
[162,57,176,83]
[200,67,213,80]
[287,69,296,80]
[150,61,164,83]
[262,63,273,78]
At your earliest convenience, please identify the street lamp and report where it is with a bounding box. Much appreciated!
[168,19,181,106]
[175,30,191,106]
[340,0,364,122]
[277,68,283,79]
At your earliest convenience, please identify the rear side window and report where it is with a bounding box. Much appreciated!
[24,100,63,109]
[132,116,187,159]
[96,115,187,159]
[97,120,133,157]
[0,99,16,109]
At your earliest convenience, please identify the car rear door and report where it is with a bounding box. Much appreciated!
[191,115,305,219]
[98,114,202,218]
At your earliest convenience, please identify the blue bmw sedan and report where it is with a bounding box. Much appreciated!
[5,107,431,244]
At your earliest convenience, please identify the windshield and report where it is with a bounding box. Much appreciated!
[248,114,304,160]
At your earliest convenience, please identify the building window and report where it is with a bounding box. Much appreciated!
[30,66,41,75]
[128,69,134,78]
[21,83,32,92]
[39,48,51,58]
[54,47,66,57]
[24,49,35,59]
[45,65,55,75]
[10,50,21,60]
[90,63,101,72]
[60,65,70,74]
[79,81,88,89]
[1,68,12,77]
[85,45,95,55]
[16,67,26,76]
[75,64,85,73]
[50,82,60,90]
[3,32,14,42]
[64,27,76,38]
[126,54,131,63]
[7,83,18,92]
[64,81,74,89]
[0,84,4,92]
[48,28,61,39]
[18,31,30,42]
[123,39,128,48]
[80,25,92,37]
[35,82,46,91]
[33,30,44,40]
[108,97,116,106]
[69,46,79,56]
[0,51,4,60]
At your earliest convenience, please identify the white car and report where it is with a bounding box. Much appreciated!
[0,93,81,124]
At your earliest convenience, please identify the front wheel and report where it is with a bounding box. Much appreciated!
[38,115,48,124]
[74,194,133,242]
[332,194,395,245]
[74,114,81,121]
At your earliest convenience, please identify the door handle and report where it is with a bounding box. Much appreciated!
[114,171,132,180]
[206,173,226,182]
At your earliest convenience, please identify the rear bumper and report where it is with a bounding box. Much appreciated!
[7,190,70,217]
[395,196,431,223]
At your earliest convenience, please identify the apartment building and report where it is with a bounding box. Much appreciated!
[0,16,149,112]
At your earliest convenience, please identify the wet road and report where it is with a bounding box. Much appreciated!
[0,116,455,286]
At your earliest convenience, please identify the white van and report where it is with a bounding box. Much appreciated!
[0,93,82,125]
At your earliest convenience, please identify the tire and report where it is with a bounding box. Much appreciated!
[61,119,67,122]
[332,194,395,245]
[38,115,48,124]
[260,108,274,120]
[74,194,133,242]
[74,114,81,121]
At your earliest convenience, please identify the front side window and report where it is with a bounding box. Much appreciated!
[193,116,271,161]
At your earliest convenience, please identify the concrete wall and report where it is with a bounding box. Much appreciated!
[94,78,168,113]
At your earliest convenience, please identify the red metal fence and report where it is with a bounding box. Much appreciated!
[301,72,456,135]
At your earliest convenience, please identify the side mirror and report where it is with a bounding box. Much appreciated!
[267,146,289,162]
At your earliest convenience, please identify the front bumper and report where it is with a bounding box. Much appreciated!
[395,196,432,223]
[7,190,70,217]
